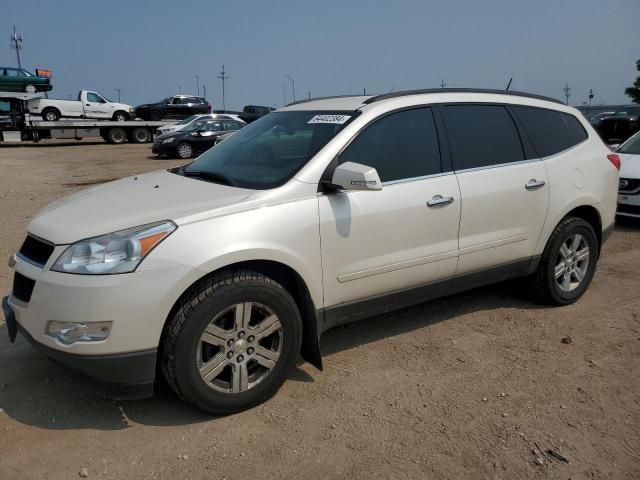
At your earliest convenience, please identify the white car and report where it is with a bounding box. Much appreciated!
[28,90,135,121]
[615,131,640,218]
[156,114,245,136]
[3,88,618,414]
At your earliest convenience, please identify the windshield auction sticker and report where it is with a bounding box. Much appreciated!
[308,114,351,124]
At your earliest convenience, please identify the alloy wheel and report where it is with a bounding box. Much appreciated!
[24,84,36,93]
[177,144,193,158]
[554,233,590,292]
[196,302,283,394]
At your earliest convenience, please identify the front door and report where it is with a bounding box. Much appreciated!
[85,92,110,118]
[319,107,461,312]
[440,104,549,274]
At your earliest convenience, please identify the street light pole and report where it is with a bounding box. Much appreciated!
[218,65,229,110]
[196,75,200,97]
[10,26,23,69]
[202,85,206,102]
[115,88,123,102]
[285,75,295,102]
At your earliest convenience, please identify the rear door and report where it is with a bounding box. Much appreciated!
[319,107,461,310]
[441,104,549,275]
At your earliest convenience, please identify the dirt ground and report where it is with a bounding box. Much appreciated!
[0,140,638,480]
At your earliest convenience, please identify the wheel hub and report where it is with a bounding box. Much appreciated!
[234,338,248,355]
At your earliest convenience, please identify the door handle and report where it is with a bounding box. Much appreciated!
[427,195,454,207]
[525,179,546,190]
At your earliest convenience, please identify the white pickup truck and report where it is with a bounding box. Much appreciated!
[27,90,135,121]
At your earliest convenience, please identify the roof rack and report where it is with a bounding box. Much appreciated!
[285,94,366,107]
[363,88,564,105]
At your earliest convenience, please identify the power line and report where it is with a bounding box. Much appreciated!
[218,65,229,110]
[563,83,571,105]
[10,25,23,69]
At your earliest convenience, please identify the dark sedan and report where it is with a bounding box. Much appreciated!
[0,67,52,93]
[152,118,244,158]
[597,107,640,143]
[135,95,211,120]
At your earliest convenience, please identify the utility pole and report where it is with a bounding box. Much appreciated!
[588,88,594,106]
[179,85,182,94]
[218,65,229,110]
[195,75,200,97]
[283,80,286,106]
[285,75,295,102]
[363,88,366,95]
[563,83,571,105]
[440,78,447,88]
[308,91,311,100]
[10,26,23,69]
[202,85,206,101]
[115,88,123,102]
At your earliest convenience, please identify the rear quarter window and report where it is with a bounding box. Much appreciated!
[512,106,588,158]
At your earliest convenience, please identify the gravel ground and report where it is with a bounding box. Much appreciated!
[0,140,639,479]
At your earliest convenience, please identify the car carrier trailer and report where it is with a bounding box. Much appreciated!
[0,91,175,144]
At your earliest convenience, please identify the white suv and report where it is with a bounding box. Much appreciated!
[3,89,619,414]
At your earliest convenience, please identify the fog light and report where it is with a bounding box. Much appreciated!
[45,321,112,345]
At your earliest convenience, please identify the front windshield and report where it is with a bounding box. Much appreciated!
[183,111,357,189]
[618,133,640,155]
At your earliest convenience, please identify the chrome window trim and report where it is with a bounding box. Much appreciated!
[453,158,541,175]
[381,171,454,186]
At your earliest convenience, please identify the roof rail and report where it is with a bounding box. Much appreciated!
[363,88,564,105]
[285,94,366,107]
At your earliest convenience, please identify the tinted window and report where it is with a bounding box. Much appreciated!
[443,105,524,170]
[87,92,105,103]
[223,121,241,131]
[339,108,441,182]
[512,106,588,157]
[201,122,222,132]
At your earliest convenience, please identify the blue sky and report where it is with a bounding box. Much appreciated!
[2,0,639,109]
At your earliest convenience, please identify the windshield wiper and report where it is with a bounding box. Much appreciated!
[180,167,235,186]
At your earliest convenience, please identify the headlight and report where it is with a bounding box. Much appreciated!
[52,221,176,275]
[129,107,134,113]
[161,137,176,144]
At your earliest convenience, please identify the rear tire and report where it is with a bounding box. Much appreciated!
[130,127,152,143]
[106,127,127,144]
[161,270,302,415]
[176,142,194,159]
[42,108,60,121]
[531,217,598,305]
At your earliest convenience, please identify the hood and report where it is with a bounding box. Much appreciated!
[28,170,253,244]
[619,153,640,179]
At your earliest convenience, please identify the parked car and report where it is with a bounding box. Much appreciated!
[156,114,245,136]
[615,131,640,218]
[3,88,618,415]
[152,118,245,158]
[214,105,275,123]
[0,67,52,93]
[135,95,211,121]
[596,106,640,142]
[27,90,134,121]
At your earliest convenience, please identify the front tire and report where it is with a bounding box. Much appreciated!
[176,142,194,159]
[161,270,302,415]
[113,111,128,122]
[531,217,598,305]
[24,84,37,93]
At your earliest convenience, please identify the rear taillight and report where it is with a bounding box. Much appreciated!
[607,154,621,170]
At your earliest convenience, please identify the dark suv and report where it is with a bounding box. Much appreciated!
[596,107,640,143]
[135,95,211,120]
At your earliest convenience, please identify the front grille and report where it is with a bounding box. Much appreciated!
[18,235,54,267]
[12,272,36,303]
[619,178,640,194]
[617,203,640,216]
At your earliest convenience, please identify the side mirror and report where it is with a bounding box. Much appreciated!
[191,131,201,137]
[329,162,383,192]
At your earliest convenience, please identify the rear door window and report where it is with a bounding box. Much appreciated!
[442,105,524,171]
[511,106,588,157]
[339,107,442,182]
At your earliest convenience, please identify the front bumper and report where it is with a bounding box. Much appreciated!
[3,296,156,398]
[617,192,640,218]
[152,141,175,155]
